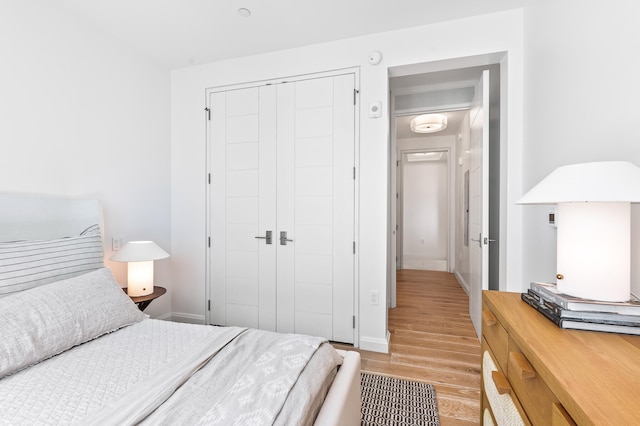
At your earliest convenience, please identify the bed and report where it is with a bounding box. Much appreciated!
[0,194,361,425]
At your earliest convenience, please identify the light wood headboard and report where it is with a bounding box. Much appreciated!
[0,194,103,241]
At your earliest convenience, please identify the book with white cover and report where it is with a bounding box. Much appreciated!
[529,282,640,316]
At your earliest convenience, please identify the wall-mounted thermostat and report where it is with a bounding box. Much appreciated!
[369,101,382,118]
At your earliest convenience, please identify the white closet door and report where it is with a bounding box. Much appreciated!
[210,86,277,330]
[209,73,355,344]
[276,74,355,343]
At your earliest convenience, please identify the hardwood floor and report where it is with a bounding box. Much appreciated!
[334,269,481,425]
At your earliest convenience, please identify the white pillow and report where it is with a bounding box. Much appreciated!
[0,267,146,379]
[0,224,104,297]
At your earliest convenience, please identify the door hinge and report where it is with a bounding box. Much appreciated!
[353,167,356,180]
[397,160,399,167]
[353,241,356,254]
[396,256,398,262]
[396,224,398,230]
[353,89,359,105]
[205,107,211,120]
[353,315,356,328]
[208,173,211,184]
[208,300,211,311]
[208,236,211,248]
[396,192,398,199]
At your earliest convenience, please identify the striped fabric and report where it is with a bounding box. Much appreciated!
[0,224,104,297]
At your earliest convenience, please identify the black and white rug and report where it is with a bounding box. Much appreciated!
[361,372,440,426]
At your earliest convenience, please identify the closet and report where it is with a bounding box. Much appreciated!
[207,72,356,344]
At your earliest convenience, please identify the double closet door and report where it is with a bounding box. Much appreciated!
[208,73,356,344]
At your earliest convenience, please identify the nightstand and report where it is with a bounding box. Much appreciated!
[123,286,166,311]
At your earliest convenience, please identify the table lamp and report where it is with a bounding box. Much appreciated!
[110,241,169,297]
[518,161,640,302]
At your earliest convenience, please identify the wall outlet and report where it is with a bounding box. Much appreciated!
[371,290,379,306]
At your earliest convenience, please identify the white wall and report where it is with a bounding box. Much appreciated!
[402,155,449,270]
[522,0,640,296]
[171,9,524,350]
[0,0,172,318]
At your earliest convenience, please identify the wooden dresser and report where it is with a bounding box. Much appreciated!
[481,290,640,425]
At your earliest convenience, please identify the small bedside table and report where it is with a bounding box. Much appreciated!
[123,286,166,311]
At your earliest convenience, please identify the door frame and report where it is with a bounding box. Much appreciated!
[203,67,361,346]
[387,53,508,336]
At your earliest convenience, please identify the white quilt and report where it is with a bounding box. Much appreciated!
[0,319,339,425]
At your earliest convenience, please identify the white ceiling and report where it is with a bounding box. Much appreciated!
[50,0,525,69]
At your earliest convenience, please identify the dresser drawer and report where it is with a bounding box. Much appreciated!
[482,303,508,372]
[482,346,529,426]
[508,338,575,426]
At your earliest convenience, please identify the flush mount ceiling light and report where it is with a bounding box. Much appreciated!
[238,7,251,17]
[410,114,448,134]
[406,152,444,162]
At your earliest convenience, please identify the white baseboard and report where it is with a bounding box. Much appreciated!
[403,256,448,271]
[454,271,471,296]
[171,312,206,324]
[359,331,390,353]
[153,312,173,321]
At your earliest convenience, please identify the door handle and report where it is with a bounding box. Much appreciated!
[255,230,272,245]
[279,231,293,245]
[470,233,482,248]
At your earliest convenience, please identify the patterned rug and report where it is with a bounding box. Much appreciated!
[361,372,440,425]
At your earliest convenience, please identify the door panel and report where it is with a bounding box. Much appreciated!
[209,73,355,344]
[469,70,490,338]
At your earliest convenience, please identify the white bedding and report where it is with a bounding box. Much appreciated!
[0,196,357,426]
[0,319,340,425]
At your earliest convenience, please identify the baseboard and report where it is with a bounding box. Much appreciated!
[403,256,447,271]
[153,312,173,321]
[454,271,471,296]
[359,331,390,353]
[171,312,206,324]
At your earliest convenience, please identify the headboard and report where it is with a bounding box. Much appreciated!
[0,194,103,242]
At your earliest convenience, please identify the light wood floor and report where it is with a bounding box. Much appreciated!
[334,269,480,425]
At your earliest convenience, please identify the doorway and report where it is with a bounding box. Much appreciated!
[397,148,451,272]
[388,55,505,338]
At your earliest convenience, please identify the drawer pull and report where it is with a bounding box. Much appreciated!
[482,310,497,326]
[491,370,511,394]
[509,351,536,380]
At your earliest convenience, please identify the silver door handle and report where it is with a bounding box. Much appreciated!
[470,233,482,248]
[255,230,272,245]
[279,231,293,245]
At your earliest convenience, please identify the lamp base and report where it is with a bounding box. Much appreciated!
[127,260,155,297]
[556,202,631,302]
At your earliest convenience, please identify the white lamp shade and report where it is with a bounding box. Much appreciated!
[518,161,640,204]
[109,241,169,262]
[109,241,169,297]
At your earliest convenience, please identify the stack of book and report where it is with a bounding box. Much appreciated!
[521,282,640,335]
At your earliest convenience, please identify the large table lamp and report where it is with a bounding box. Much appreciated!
[518,161,640,302]
[110,241,169,297]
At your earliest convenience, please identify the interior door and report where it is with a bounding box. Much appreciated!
[469,69,490,338]
[209,85,277,330]
[208,73,355,344]
[276,75,355,343]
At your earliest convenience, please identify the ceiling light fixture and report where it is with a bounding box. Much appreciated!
[406,152,444,162]
[238,8,251,17]
[410,114,448,134]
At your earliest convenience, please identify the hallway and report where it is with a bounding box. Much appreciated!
[334,269,480,425]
